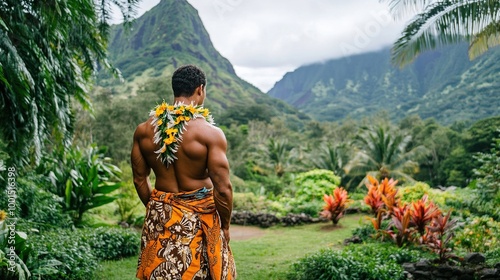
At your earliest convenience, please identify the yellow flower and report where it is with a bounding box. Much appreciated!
[168,105,175,111]
[155,107,165,117]
[175,106,185,115]
[162,134,177,145]
[201,109,209,117]
[157,119,163,126]
[166,128,178,136]
[160,145,166,153]
[0,210,6,221]
[187,105,197,114]
[184,116,190,122]
[164,137,174,145]
[155,102,168,117]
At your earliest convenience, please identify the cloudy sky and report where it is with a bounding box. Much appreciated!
[119,0,412,92]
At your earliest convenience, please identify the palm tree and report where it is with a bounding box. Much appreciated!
[0,0,139,166]
[265,138,292,177]
[384,0,500,66]
[345,125,429,188]
[312,143,350,182]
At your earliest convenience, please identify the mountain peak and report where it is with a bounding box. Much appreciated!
[99,0,302,122]
[108,0,235,77]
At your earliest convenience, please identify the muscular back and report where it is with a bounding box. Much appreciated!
[132,116,229,194]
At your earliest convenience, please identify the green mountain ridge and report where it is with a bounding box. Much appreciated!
[98,0,302,119]
[268,44,500,124]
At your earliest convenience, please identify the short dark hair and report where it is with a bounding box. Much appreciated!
[171,65,206,97]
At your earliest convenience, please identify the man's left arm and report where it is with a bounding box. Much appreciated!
[131,125,152,207]
[206,127,233,242]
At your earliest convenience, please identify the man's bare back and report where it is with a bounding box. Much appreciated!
[132,116,227,194]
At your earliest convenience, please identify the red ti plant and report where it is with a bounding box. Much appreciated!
[378,177,399,197]
[370,210,384,231]
[424,211,460,262]
[411,195,441,236]
[383,204,415,247]
[364,175,399,216]
[364,182,385,215]
[381,189,400,216]
[320,187,351,225]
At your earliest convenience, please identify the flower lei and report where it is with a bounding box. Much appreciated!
[150,101,214,166]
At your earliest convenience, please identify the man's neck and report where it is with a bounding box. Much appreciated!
[173,97,201,106]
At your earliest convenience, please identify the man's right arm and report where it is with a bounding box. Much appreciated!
[131,124,152,207]
[206,126,233,239]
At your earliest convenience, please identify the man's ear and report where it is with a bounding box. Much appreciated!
[195,84,204,96]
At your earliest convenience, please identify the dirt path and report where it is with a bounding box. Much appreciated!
[229,225,266,241]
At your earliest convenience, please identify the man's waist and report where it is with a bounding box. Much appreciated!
[150,187,216,213]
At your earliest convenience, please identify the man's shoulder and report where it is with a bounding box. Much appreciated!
[134,118,154,139]
[189,119,225,139]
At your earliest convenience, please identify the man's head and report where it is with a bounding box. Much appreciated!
[171,65,206,98]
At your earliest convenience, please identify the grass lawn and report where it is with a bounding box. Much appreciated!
[96,214,366,280]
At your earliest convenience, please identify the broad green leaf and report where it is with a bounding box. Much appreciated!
[65,179,73,208]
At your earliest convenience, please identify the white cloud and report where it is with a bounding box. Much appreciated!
[120,0,411,92]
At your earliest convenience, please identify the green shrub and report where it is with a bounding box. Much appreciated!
[287,243,428,280]
[351,224,376,241]
[28,229,98,280]
[485,246,500,266]
[399,182,449,206]
[233,192,271,213]
[81,227,140,260]
[454,216,500,253]
[399,182,433,202]
[235,180,266,196]
[27,227,139,279]
[0,173,73,230]
[17,176,73,230]
[294,169,341,201]
[289,200,323,217]
[444,188,500,220]
[286,169,341,217]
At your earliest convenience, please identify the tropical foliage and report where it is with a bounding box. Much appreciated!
[345,125,428,187]
[472,135,500,202]
[0,0,138,166]
[41,145,122,225]
[0,216,31,280]
[384,0,500,66]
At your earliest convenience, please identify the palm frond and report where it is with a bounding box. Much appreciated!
[392,0,500,66]
[469,20,500,59]
[382,0,433,19]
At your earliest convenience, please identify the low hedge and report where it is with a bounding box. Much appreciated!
[26,227,140,280]
[287,242,430,280]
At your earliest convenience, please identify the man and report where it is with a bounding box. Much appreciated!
[131,65,236,279]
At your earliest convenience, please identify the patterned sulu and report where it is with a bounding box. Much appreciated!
[136,187,236,280]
